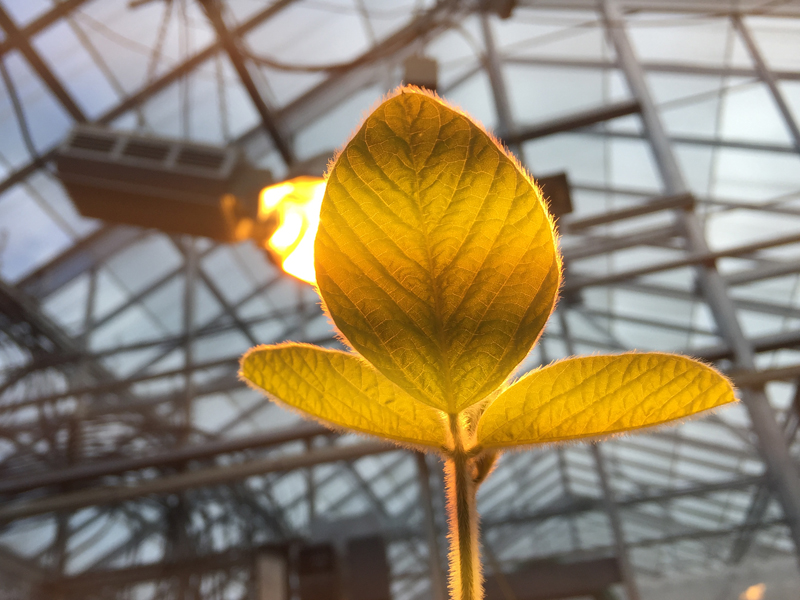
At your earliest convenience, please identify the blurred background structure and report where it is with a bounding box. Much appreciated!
[2,1,800,599]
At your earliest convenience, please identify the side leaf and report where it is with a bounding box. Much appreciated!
[315,88,560,414]
[241,343,447,449]
[477,353,735,448]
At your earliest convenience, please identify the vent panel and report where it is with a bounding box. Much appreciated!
[70,133,116,153]
[177,148,226,170]
[123,141,171,162]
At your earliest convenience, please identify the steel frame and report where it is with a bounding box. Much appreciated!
[2,1,800,599]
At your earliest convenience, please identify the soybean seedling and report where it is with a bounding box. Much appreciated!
[241,87,735,600]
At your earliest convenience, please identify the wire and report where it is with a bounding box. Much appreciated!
[241,0,463,73]
[73,10,177,63]
[145,0,174,84]
[215,51,230,141]
[242,49,364,73]
[266,0,425,21]
[242,29,423,74]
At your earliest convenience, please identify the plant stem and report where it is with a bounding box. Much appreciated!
[445,415,481,600]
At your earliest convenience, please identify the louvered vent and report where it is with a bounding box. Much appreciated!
[123,140,171,162]
[70,132,116,153]
[177,148,226,170]
[56,125,270,242]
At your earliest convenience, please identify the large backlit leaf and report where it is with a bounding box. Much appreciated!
[315,89,560,414]
[477,353,735,448]
[241,343,447,449]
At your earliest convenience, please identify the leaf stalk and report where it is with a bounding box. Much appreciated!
[446,414,482,600]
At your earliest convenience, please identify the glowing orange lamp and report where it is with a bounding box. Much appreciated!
[256,177,326,285]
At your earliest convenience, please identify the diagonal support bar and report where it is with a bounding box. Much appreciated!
[199,0,295,166]
[732,15,800,153]
[0,0,91,58]
[0,5,86,123]
[591,444,641,600]
[601,0,800,564]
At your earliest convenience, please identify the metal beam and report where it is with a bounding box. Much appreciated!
[725,260,800,286]
[518,0,800,17]
[564,229,800,292]
[731,365,800,388]
[0,440,395,522]
[575,306,715,338]
[18,225,145,299]
[486,475,765,532]
[12,324,800,420]
[727,383,800,564]
[43,546,272,592]
[695,328,800,362]
[733,15,800,153]
[0,441,770,533]
[0,422,330,496]
[628,518,786,549]
[507,99,641,145]
[0,0,91,58]
[504,55,800,83]
[2,300,310,377]
[617,280,800,322]
[564,193,693,232]
[0,278,101,375]
[2,356,239,412]
[480,14,516,145]
[591,444,640,600]
[0,5,87,123]
[562,223,682,262]
[199,0,295,166]
[46,516,793,596]
[577,127,798,155]
[171,238,258,346]
[601,0,800,561]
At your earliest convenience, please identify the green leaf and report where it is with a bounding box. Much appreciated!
[477,353,735,448]
[241,343,448,449]
[315,89,560,414]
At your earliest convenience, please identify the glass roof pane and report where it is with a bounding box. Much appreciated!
[0,50,73,165]
[626,13,750,68]
[1,0,51,27]
[30,20,120,119]
[0,184,74,281]
[746,15,800,72]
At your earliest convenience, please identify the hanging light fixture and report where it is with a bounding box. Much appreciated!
[255,176,326,285]
[56,125,328,285]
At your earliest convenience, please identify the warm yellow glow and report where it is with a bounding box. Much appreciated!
[740,583,766,600]
[270,212,303,251]
[258,181,295,217]
[258,176,326,285]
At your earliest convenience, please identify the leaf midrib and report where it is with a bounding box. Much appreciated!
[404,95,459,415]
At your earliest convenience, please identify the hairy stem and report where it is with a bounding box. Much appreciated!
[445,415,481,600]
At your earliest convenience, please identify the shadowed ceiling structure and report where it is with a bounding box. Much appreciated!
[1,1,800,599]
